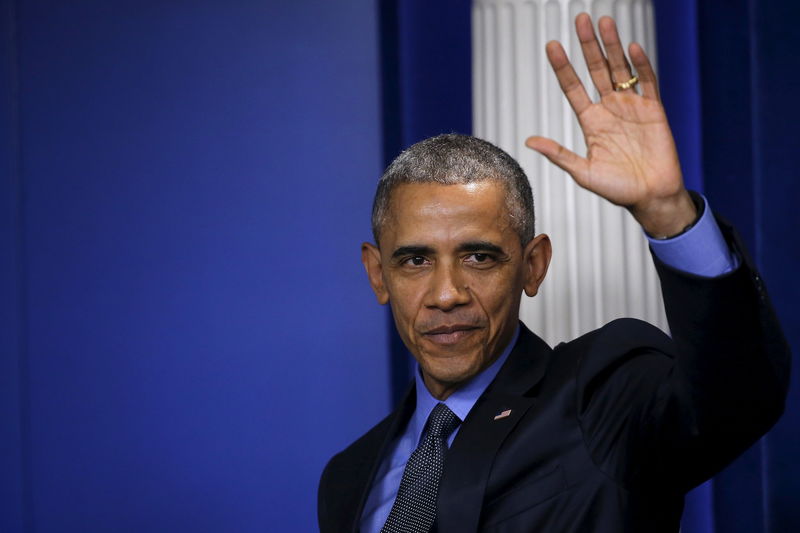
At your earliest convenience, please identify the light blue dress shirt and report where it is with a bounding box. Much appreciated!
[359,327,520,532]
[645,195,739,276]
[360,195,737,533]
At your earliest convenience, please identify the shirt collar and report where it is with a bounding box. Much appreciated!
[411,324,520,446]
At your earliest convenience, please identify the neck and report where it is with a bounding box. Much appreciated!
[422,376,459,401]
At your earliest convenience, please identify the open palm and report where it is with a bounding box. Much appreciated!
[526,14,694,236]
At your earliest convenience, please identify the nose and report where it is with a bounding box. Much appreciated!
[425,262,471,311]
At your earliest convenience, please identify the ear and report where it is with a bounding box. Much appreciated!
[522,234,552,297]
[361,242,390,305]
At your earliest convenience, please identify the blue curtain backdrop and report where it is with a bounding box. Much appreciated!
[1,1,391,531]
[2,1,797,532]
[692,1,800,531]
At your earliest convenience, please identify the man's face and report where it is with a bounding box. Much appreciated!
[362,181,550,399]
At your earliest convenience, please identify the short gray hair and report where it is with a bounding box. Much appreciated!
[371,134,535,246]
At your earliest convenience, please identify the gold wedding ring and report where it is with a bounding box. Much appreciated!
[614,75,639,91]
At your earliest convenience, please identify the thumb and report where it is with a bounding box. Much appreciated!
[525,136,589,186]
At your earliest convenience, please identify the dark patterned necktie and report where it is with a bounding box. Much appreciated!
[380,402,461,533]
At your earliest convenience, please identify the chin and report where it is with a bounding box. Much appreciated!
[420,353,484,388]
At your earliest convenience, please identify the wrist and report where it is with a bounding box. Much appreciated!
[631,190,698,239]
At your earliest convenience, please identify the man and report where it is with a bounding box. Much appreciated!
[318,13,790,533]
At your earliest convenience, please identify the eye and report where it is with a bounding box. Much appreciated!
[403,256,429,267]
[464,252,496,267]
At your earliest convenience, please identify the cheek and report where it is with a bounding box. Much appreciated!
[466,270,523,316]
[386,279,424,326]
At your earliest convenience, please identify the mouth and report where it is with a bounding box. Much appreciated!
[422,324,481,346]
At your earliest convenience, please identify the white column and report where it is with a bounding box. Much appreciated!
[472,0,667,346]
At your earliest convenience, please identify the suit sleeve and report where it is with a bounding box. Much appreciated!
[576,217,791,493]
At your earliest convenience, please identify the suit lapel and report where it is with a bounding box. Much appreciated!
[436,325,552,532]
[344,384,416,533]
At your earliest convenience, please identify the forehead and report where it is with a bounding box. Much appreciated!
[383,181,514,245]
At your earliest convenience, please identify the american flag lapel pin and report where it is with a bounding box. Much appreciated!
[493,409,512,420]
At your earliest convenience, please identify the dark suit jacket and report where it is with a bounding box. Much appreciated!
[318,220,790,532]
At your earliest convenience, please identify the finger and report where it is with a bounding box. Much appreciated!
[575,13,614,96]
[597,16,635,93]
[545,41,592,117]
[525,136,590,185]
[629,42,659,100]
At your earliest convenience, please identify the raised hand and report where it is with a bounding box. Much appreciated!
[525,13,696,238]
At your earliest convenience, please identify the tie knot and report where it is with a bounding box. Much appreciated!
[426,403,460,439]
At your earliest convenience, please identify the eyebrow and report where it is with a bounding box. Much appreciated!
[391,245,435,260]
[390,241,506,260]
[456,241,506,255]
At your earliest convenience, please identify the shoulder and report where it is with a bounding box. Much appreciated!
[318,410,400,532]
[556,318,674,371]
[554,318,676,409]
[320,410,395,488]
